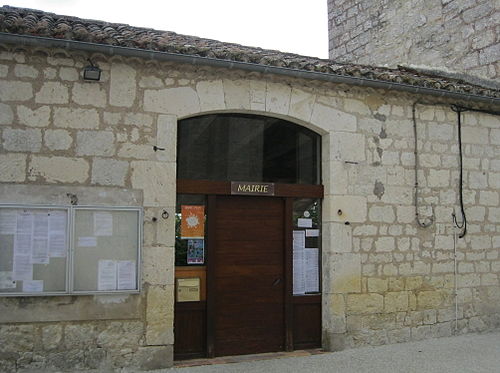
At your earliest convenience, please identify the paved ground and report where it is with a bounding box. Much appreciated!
[162,331,500,373]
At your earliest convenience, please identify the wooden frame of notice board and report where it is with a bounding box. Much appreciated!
[0,204,142,297]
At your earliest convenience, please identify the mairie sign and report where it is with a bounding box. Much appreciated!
[231,181,275,196]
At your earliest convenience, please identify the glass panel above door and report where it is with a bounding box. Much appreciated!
[178,114,321,185]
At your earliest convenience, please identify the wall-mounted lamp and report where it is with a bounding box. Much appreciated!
[83,59,101,81]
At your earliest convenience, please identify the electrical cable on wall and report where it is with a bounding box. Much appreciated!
[451,105,467,238]
[412,102,434,228]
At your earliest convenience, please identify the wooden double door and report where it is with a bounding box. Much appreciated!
[212,196,285,356]
[174,180,323,360]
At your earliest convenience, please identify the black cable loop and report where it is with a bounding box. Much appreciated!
[450,105,467,238]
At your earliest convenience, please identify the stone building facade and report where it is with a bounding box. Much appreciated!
[328,0,500,81]
[0,5,499,372]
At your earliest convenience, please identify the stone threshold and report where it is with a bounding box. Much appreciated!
[174,349,326,368]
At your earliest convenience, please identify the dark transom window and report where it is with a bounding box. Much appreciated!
[177,114,321,185]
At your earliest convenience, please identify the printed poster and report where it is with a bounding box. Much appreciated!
[181,205,205,239]
[187,239,204,264]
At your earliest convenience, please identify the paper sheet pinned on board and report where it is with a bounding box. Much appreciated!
[117,260,136,290]
[22,280,43,292]
[306,229,319,237]
[297,218,313,228]
[14,211,33,256]
[78,236,97,247]
[304,248,319,293]
[98,260,117,291]
[0,210,16,235]
[13,254,32,281]
[32,212,49,264]
[94,212,113,236]
[48,211,67,257]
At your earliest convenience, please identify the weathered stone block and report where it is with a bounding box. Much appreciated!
[131,161,175,207]
[327,195,367,223]
[0,103,14,124]
[0,81,33,101]
[59,66,79,81]
[329,253,361,293]
[241,80,262,112]
[0,325,34,353]
[2,127,42,152]
[91,158,128,186]
[312,104,357,132]
[76,130,115,156]
[0,153,26,182]
[97,321,143,348]
[41,325,62,351]
[289,88,316,123]
[124,113,154,127]
[14,64,39,78]
[369,205,395,223]
[29,156,89,183]
[35,82,69,104]
[385,291,409,312]
[196,80,225,112]
[223,79,250,110]
[367,278,388,293]
[54,107,99,129]
[142,246,174,286]
[331,132,365,161]
[44,129,73,150]
[110,63,136,107]
[72,82,107,107]
[144,87,200,117]
[265,82,291,115]
[157,114,177,162]
[347,293,383,314]
[325,222,352,253]
[146,285,174,345]
[17,105,50,127]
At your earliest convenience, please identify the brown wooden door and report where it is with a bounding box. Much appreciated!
[212,196,285,356]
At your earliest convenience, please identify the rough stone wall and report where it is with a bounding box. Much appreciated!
[328,0,499,81]
[0,43,499,371]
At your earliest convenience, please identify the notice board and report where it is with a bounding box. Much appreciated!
[0,205,141,296]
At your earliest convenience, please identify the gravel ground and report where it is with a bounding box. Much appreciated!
[161,331,500,373]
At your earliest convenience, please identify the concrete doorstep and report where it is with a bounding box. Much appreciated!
[158,331,500,373]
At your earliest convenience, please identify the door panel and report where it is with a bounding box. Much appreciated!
[213,196,285,356]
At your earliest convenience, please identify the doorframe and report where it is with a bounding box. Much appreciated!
[177,179,324,358]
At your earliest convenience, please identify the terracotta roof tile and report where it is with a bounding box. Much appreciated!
[0,5,499,99]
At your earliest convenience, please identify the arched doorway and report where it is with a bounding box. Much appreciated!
[174,114,323,359]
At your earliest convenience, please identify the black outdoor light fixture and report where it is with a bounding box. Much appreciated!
[83,59,101,81]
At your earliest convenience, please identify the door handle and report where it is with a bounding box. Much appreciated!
[272,278,281,286]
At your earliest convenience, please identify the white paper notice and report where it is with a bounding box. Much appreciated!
[32,213,49,264]
[293,248,305,295]
[305,248,319,293]
[77,236,97,247]
[297,218,313,228]
[94,212,113,236]
[0,272,16,289]
[293,230,306,295]
[14,211,33,255]
[117,260,136,290]
[98,260,117,291]
[48,211,67,258]
[13,255,32,281]
[293,230,305,250]
[22,280,43,292]
[0,210,16,235]
[306,229,319,237]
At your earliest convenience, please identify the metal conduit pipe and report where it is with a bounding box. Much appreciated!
[1,33,500,106]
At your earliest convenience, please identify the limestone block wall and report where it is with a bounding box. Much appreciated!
[327,0,499,81]
[0,43,499,371]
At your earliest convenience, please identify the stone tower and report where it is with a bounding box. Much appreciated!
[328,0,499,81]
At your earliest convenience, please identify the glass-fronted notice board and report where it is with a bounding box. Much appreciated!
[0,205,142,296]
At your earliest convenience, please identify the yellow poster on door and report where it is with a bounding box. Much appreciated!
[181,205,205,239]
